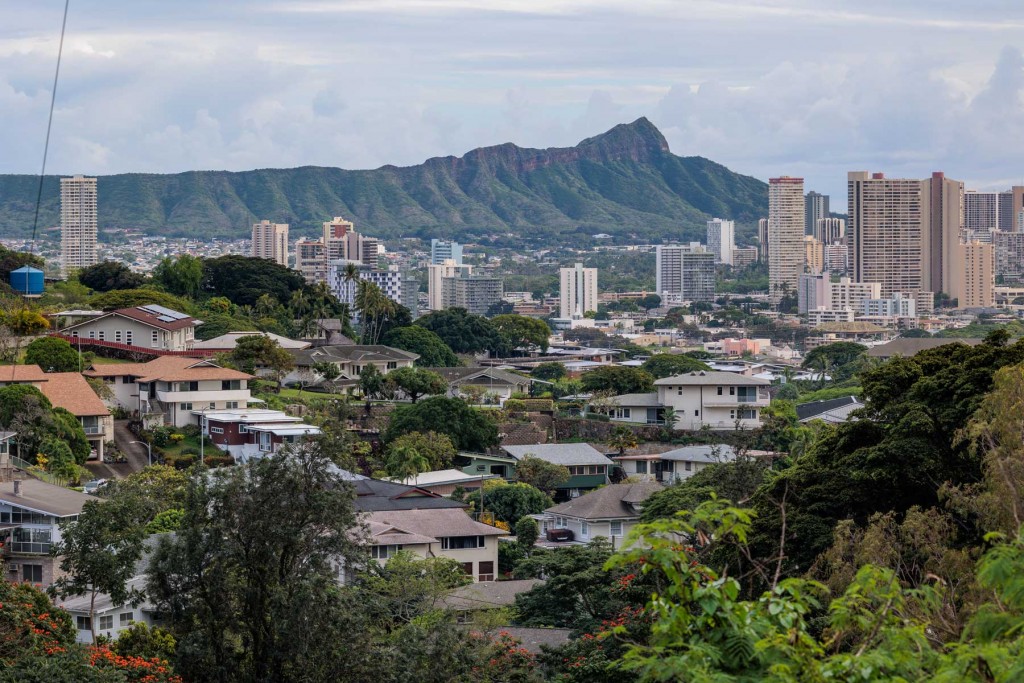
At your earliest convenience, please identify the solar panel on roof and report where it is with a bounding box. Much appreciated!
[157,315,176,322]
[139,304,188,320]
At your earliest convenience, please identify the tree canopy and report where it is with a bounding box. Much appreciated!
[78,260,145,292]
[580,366,654,395]
[414,308,502,355]
[382,325,460,367]
[201,255,308,307]
[24,336,79,372]
[640,353,711,379]
[491,314,551,353]
[385,396,499,452]
[466,481,552,525]
[385,366,447,403]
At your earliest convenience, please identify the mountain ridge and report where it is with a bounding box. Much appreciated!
[0,118,767,245]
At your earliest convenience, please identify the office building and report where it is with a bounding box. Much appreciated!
[828,277,881,313]
[994,230,1024,282]
[814,217,845,245]
[848,172,925,297]
[706,218,736,265]
[804,236,825,274]
[951,241,994,308]
[430,239,463,265]
[757,218,769,263]
[732,247,758,269]
[798,272,828,315]
[768,177,805,306]
[427,259,473,311]
[559,262,598,319]
[60,175,98,274]
[440,272,503,316]
[251,220,289,266]
[863,293,916,317]
[805,191,829,236]
[808,308,855,325]
[655,243,716,304]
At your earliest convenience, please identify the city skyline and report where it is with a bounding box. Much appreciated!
[5,2,1024,206]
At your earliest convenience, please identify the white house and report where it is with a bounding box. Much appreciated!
[58,575,159,644]
[614,444,738,484]
[285,345,418,388]
[57,304,198,352]
[199,408,321,463]
[541,481,663,545]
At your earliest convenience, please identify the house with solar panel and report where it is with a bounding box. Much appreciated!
[57,305,198,352]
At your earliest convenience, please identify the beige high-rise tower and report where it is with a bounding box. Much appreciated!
[950,241,994,308]
[60,175,98,274]
[559,263,598,318]
[251,220,289,266]
[921,171,965,297]
[768,177,805,306]
[848,172,925,297]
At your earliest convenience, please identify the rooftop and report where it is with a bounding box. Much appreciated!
[39,372,110,417]
[193,331,311,351]
[351,478,468,512]
[545,481,663,520]
[85,356,251,383]
[0,364,47,384]
[865,337,983,358]
[608,392,662,407]
[796,395,864,423]
[393,469,500,487]
[502,443,613,466]
[653,370,769,387]
[441,579,544,611]
[363,507,508,539]
[0,477,97,517]
[293,344,419,365]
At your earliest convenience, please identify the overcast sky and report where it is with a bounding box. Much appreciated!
[3,0,1024,206]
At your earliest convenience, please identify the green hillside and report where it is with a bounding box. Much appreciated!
[0,118,767,245]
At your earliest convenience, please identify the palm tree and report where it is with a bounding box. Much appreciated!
[254,294,278,320]
[355,281,395,345]
[289,289,310,319]
[660,406,678,430]
[606,426,639,457]
[384,445,431,481]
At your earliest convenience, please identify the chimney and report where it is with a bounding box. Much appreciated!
[13,480,20,497]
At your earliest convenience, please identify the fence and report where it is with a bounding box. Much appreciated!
[10,456,71,488]
[48,334,214,359]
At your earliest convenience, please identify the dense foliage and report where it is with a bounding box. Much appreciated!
[384,396,499,452]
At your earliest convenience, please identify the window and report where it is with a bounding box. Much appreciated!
[677,387,682,395]
[98,331,105,341]
[694,410,699,416]
[386,362,397,370]
[716,386,723,395]
[151,330,159,347]
[119,612,134,626]
[209,426,224,434]
[460,562,474,576]
[478,561,495,581]
[125,331,133,345]
[614,407,631,419]
[729,386,736,396]
[635,461,648,474]
[737,408,757,420]
[581,521,589,538]
[441,536,485,550]
[610,521,623,537]
[71,331,79,338]
[226,401,238,409]
[208,402,215,410]
[371,544,402,559]
[180,403,192,411]
[259,431,272,452]
[685,461,692,471]
[99,615,113,631]
[115,330,122,343]
[76,616,91,631]
[88,330,96,339]
[222,380,241,390]
[737,387,758,403]
[21,564,42,583]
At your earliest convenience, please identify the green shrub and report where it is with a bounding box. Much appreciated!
[163,453,197,470]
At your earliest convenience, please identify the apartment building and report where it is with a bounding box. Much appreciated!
[805,191,829,235]
[814,217,845,245]
[994,230,1024,282]
[427,259,473,311]
[294,217,379,284]
[328,260,405,311]
[655,243,715,304]
[863,293,916,317]
[60,175,98,274]
[758,218,769,263]
[732,247,758,269]
[430,239,463,265]
[251,220,289,266]
[828,277,882,312]
[768,177,805,305]
[706,218,736,265]
[804,236,824,273]
[441,272,503,316]
[559,262,598,319]
[798,272,829,314]
[952,241,995,308]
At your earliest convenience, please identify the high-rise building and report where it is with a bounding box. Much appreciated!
[965,191,1000,232]
[798,272,828,314]
[440,272,503,316]
[430,239,463,265]
[427,260,473,311]
[828,277,881,313]
[328,260,404,312]
[251,220,289,266]
[295,238,327,283]
[757,218,769,263]
[805,191,829,236]
[706,218,736,265]
[950,241,994,308]
[559,262,598,319]
[922,171,965,297]
[863,293,916,317]
[323,217,378,266]
[60,175,98,274]
[768,177,805,305]
[732,247,758,269]
[824,244,848,274]
[814,217,845,245]
[993,230,1024,282]
[655,243,716,304]
[803,236,825,274]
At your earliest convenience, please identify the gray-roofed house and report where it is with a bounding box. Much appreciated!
[796,396,864,424]
[502,443,613,498]
[423,366,540,406]
[542,481,663,543]
[192,331,311,352]
[363,508,507,582]
[285,344,418,388]
[351,477,469,513]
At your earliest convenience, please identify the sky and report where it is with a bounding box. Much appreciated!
[3,0,1024,207]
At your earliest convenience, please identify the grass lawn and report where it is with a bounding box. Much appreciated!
[89,356,135,365]
[278,387,351,402]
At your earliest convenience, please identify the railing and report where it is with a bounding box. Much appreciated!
[8,542,51,555]
[48,334,213,358]
[81,425,104,435]
[9,456,70,487]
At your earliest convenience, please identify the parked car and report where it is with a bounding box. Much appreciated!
[83,479,108,494]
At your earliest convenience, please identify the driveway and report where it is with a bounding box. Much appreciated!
[113,419,152,472]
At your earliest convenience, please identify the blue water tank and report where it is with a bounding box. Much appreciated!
[10,266,44,296]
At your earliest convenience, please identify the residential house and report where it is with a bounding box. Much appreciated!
[285,345,418,388]
[604,371,771,431]
[0,365,48,387]
[541,481,663,544]
[392,469,499,497]
[455,452,520,480]
[39,373,114,460]
[191,331,311,353]
[425,367,537,405]
[0,476,97,588]
[84,356,254,428]
[200,408,321,463]
[796,396,864,424]
[614,444,738,484]
[57,304,198,352]
[363,508,507,581]
[501,443,613,499]
[351,477,470,513]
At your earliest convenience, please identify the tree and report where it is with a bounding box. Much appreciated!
[24,337,79,372]
[146,437,365,683]
[358,363,388,411]
[51,496,147,644]
[383,444,431,480]
[638,293,662,310]
[386,366,447,403]
[2,309,49,336]
[153,254,204,298]
[228,334,294,382]
[515,516,540,553]
[0,243,43,283]
[515,455,570,495]
[641,353,710,379]
[88,288,191,313]
[801,341,868,384]
[382,325,460,367]
[531,362,566,382]
[385,396,499,452]
[386,431,457,471]
[581,366,654,395]
[355,280,399,345]
[312,360,341,382]
[491,314,551,353]
[466,481,552,525]
[606,426,639,456]
[113,622,177,663]
[201,255,309,307]
[415,308,503,354]
[78,260,144,292]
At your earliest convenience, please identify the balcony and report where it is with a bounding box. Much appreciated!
[7,542,52,555]
[81,425,105,436]
[155,389,251,404]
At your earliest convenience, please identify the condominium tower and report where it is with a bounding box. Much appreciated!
[655,243,715,304]
[768,177,805,305]
[706,218,736,265]
[559,262,598,319]
[805,191,829,236]
[60,175,98,274]
[427,260,473,311]
[430,239,463,265]
[251,220,289,266]
[757,218,769,263]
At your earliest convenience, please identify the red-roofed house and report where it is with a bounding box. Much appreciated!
[58,304,197,352]
[39,373,113,460]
